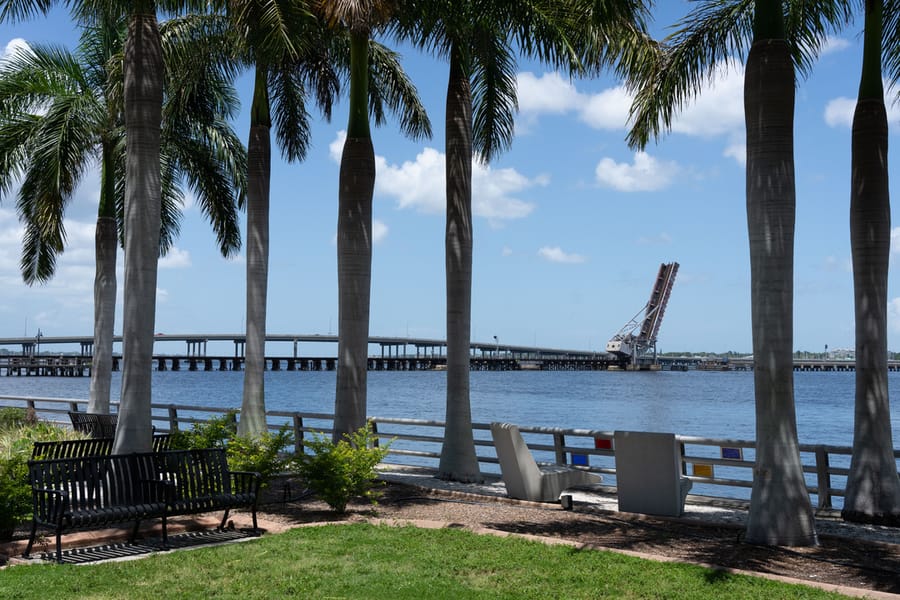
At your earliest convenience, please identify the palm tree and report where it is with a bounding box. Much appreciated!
[393,0,654,482]
[0,13,245,419]
[626,0,853,546]
[843,0,900,525]
[322,0,431,442]
[221,1,336,439]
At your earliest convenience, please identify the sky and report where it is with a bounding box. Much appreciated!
[0,4,899,357]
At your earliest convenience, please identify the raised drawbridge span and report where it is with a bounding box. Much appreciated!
[606,262,679,367]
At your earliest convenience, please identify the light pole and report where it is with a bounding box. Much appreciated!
[493,335,499,358]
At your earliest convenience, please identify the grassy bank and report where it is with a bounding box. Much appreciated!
[0,523,848,599]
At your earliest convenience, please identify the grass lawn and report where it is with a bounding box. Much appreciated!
[0,523,849,599]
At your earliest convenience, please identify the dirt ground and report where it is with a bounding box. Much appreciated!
[255,482,900,598]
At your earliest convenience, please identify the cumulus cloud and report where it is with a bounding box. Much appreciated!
[595,151,679,192]
[538,246,586,264]
[517,61,744,147]
[159,247,191,269]
[820,37,851,56]
[2,38,30,60]
[501,246,513,257]
[329,131,543,224]
[373,219,388,244]
[824,82,900,128]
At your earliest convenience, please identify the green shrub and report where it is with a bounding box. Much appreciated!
[0,407,31,432]
[168,411,295,488]
[0,420,79,537]
[297,425,391,513]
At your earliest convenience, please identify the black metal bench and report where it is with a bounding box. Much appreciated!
[159,448,261,532]
[25,452,171,563]
[26,448,260,563]
[31,434,172,460]
[68,411,118,439]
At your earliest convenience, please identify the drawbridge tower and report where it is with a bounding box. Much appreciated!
[606,262,679,368]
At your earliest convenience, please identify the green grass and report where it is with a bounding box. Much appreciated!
[0,524,849,599]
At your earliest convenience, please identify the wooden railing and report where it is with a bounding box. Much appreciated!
[3,394,898,510]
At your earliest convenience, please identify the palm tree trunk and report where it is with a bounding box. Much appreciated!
[334,32,374,442]
[743,28,816,545]
[438,44,481,482]
[239,67,272,438]
[88,141,118,415]
[114,4,162,455]
[88,216,117,414]
[843,0,900,526]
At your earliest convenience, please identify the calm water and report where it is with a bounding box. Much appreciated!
[2,368,899,448]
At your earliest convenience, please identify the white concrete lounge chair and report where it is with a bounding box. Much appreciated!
[613,430,693,517]
[490,422,603,502]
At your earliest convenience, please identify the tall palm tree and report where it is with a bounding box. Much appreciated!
[843,0,900,525]
[0,0,216,451]
[627,0,852,546]
[393,0,654,482]
[322,0,431,442]
[0,13,245,418]
[221,1,336,438]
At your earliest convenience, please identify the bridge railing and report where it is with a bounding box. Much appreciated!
[3,394,898,511]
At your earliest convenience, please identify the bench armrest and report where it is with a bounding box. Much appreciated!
[229,471,262,495]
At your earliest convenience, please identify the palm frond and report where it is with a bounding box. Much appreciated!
[367,39,431,140]
[0,0,54,23]
[469,31,516,163]
[627,0,753,150]
[269,65,312,162]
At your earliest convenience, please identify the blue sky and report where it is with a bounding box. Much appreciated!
[0,4,899,356]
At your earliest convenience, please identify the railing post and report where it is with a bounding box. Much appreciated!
[553,432,566,464]
[815,446,832,509]
[369,419,380,448]
[293,413,304,454]
[69,401,80,413]
[168,404,179,431]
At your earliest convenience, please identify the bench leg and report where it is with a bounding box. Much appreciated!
[22,520,38,558]
[54,530,63,564]
[218,509,230,530]
[130,519,141,543]
[160,515,168,548]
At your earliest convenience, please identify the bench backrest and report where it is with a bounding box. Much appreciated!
[156,448,232,499]
[613,430,690,517]
[490,422,544,500]
[32,434,173,460]
[68,411,118,439]
[28,452,162,512]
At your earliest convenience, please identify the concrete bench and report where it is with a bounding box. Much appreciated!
[613,430,693,517]
[490,422,602,503]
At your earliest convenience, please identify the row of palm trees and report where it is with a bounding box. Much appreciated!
[0,0,897,546]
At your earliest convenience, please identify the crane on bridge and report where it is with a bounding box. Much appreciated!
[606,262,679,366]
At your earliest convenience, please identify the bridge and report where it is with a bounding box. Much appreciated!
[0,333,614,376]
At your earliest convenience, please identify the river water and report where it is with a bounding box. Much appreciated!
[2,368,899,448]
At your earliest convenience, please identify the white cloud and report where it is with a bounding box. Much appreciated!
[723,138,746,166]
[824,97,856,128]
[538,246,586,264]
[373,219,388,244]
[637,232,672,245]
[502,246,513,256]
[2,38,30,61]
[892,227,900,255]
[595,151,679,192]
[824,83,900,128]
[820,37,851,56]
[516,72,583,115]
[517,62,745,164]
[329,131,542,224]
[824,255,852,273]
[159,247,191,269]
[328,130,346,163]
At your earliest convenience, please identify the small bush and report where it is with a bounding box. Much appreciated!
[168,411,295,488]
[0,420,79,537]
[0,407,30,432]
[297,425,391,513]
